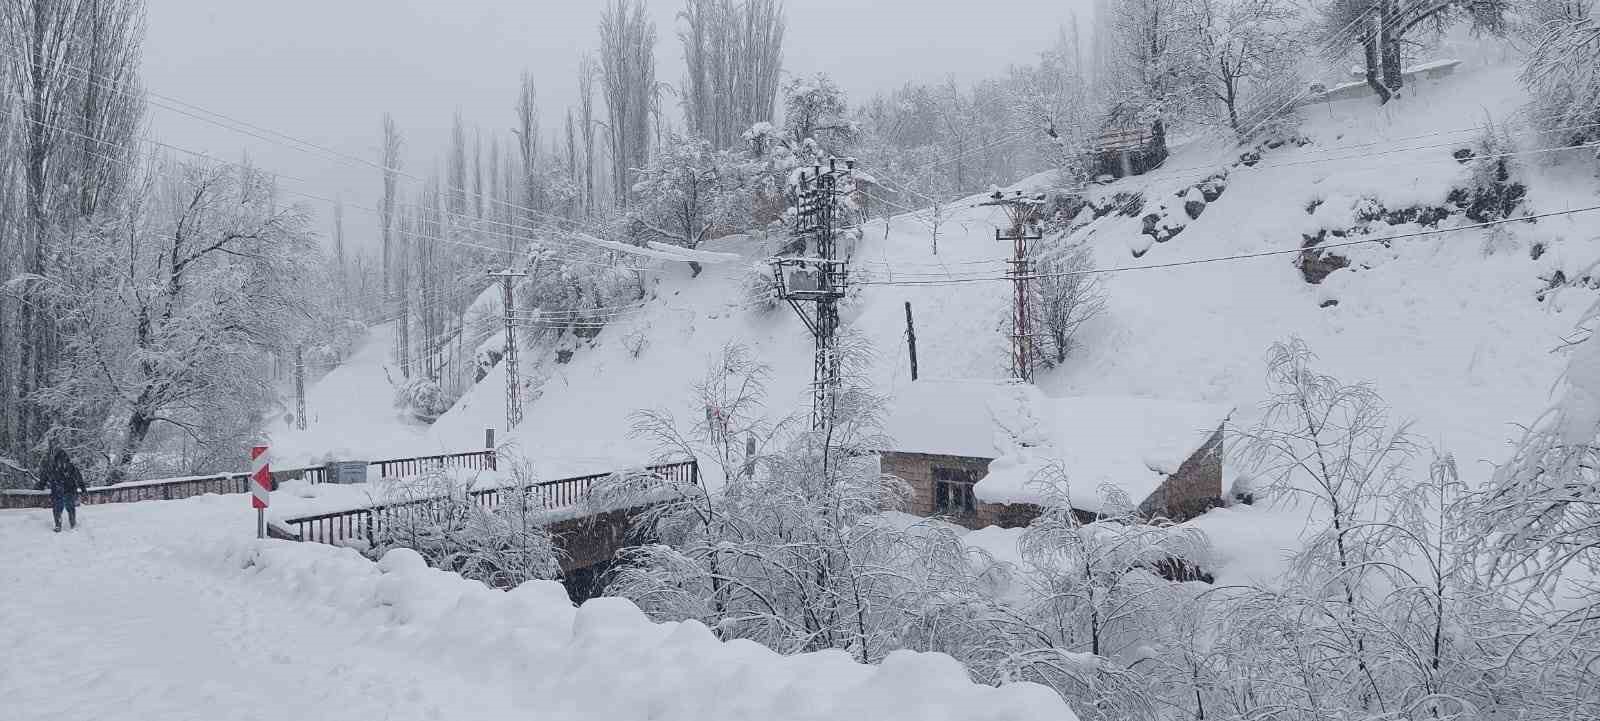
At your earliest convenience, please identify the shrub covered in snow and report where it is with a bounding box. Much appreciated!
[367,467,560,589]
[393,377,451,422]
[1448,120,1529,223]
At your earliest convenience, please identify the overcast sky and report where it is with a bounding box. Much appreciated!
[143,0,1090,248]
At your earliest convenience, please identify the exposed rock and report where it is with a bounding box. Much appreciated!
[1113,191,1146,217]
[1299,230,1351,284]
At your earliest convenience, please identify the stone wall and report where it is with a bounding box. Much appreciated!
[879,451,1041,531]
[1138,426,1224,521]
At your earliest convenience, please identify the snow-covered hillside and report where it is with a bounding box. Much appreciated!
[267,323,437,467]
[279,57,1598,580]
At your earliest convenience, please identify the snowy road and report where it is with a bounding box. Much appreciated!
[0,504,525,721]
[0,496,1073,721]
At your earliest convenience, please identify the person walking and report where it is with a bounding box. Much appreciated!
[36,443,86,532]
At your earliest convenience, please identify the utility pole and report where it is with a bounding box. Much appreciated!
[771,158,855,432]
[982,190,1045,383]
[294,345,307,430]
[489,269,528,430]
[904,301,919,381]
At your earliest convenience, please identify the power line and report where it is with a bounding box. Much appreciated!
[0,106,647,274]
[853,204,1600,286]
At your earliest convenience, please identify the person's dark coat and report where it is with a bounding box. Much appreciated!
[36,449,86,499]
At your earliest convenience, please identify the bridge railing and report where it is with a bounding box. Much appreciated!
[282,460,697,546]
[372,449,496,479]
[0,449,494,510]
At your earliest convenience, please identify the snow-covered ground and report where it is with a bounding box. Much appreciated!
[0,495,1073,721]
[265,323,437,468]
[274,59,1598,584]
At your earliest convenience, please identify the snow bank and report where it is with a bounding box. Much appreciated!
[977,391,1228,509]
[230,540,1076,721]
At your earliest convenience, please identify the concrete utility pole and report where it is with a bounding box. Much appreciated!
[771,158,855,432]
[489,269,529,430]
[982,190,1045,383]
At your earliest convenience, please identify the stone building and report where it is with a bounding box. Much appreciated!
[878,380,1231,530]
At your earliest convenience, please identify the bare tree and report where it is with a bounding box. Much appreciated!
[679,0,786,150]
[599,0,659,208]
[515,71,540,234]
[1032,243,1106,366]
[380,113,402,301]
[578,53,600,216]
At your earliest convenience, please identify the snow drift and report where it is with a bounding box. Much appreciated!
[232,540,1075,720]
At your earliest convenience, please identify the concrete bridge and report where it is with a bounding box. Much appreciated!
[275,460,697,599]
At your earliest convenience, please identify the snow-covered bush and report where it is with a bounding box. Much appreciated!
[367,467,560,589]
[739,261,781,313]
[1449,121,1528,223]
[394,377,451,422]
[622,326,650,358]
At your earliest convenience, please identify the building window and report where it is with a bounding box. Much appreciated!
[933,466,976,515]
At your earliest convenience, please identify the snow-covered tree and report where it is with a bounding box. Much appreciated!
[1,0,147,463]
[1093,0,1203,125]
[42,160,321,482]
[1232,339,1418,713]
[782,73,856,156]
[1318,0,1509,104]
[629,133,734,249]
[1521,0,1600,148]
[1188,0,1300,136]
[1009,25,1096,181]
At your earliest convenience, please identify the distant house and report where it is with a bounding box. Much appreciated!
[878,380,1231,530]
[1091,119,1168,180]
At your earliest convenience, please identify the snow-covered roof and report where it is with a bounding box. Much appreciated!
[882,380,1232,511]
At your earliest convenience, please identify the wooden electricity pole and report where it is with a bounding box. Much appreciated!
[904,301,919,381]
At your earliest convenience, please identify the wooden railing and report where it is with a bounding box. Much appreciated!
[0,449,493,510]
[282,460,697,546]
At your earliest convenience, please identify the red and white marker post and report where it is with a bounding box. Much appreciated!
[250,445,270,538]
